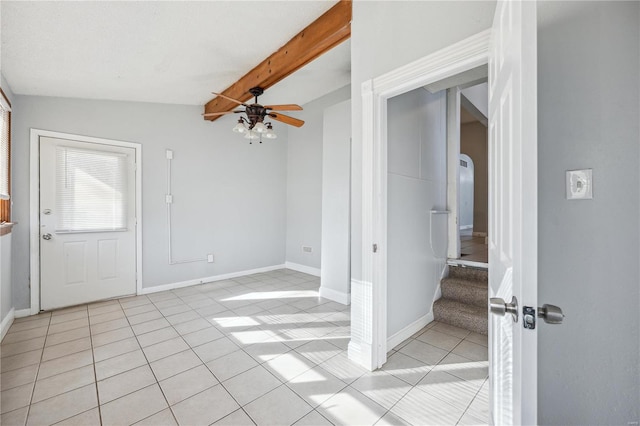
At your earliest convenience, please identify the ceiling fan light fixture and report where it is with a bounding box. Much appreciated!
[244,130,259,140]
[264,124,277,139]
[218,87,301,143]
[232,119,247,134]
[253,122,267,134]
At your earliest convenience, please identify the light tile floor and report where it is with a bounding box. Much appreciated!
[1,269,488,426]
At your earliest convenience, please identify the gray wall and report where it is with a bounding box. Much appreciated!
[320,99,351,301]
[460,122,488,234]
[11,95,288,309]
[537,1,640,424]
[387,88,447,337]
[286,85,350,270]
[350,1,496,282]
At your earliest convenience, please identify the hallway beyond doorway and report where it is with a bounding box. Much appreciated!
[459,230,488,264]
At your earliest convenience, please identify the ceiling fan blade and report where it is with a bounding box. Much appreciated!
[269,112,305,128]
[202,110,237,117]
[264,104,303,111]
[211,92,249,106]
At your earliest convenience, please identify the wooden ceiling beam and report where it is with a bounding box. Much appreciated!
[204,0,351,121]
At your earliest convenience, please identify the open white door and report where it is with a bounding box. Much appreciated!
[488,0,537,425]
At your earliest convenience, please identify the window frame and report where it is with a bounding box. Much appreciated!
[0,87,12,230]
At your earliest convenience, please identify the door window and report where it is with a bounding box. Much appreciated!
[56,146,128,232]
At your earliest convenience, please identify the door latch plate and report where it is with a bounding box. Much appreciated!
[523,306,536,329]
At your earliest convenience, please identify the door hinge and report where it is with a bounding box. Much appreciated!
[373,244,378,253]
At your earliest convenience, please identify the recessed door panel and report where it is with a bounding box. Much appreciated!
[63,241,86,286]
[98,239,119,281]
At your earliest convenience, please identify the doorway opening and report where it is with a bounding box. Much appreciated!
[352,3,539,421]
[446,80,489,267]
[381,68,490,424]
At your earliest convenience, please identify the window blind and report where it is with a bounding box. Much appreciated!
[56,146,128,232]
[0,107,9,201]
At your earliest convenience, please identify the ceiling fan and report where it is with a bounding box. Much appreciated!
[203,87,304,142]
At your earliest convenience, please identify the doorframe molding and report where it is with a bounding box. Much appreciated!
[350,29,491,371]
[29,129,143,315]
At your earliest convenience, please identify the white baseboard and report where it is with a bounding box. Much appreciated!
[1,308,15,341]
[14,309,32,318]
[387,312,434,350]
[319,286,351,305]
[140,264,286,295]
[460,225,473,230]
[284,262,321,277]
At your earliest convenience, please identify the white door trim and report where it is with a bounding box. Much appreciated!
[447,87,462,259]
[350,29,491,371]
[29,129,143,314]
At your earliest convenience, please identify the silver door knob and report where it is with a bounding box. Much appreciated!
[42,233,52,240]
[490,296,518,323]
[538,304,564,324]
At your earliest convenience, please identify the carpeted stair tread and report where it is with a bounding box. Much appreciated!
[441,277,488,308]
[433,299,487,335]
[448,266,488,282]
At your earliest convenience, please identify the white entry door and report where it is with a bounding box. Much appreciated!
[488,0,538,425]
[39,136,137,310]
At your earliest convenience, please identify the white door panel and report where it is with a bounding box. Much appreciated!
[40,136,137,310]
[488,0,538,424]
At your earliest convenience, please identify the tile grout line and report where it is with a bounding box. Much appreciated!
[370,328,489,426]
[162,280,334,423]
[458,376,490,424]
[8,273,485,426]
[88,303,118,426]
[153,284,283,425]
[23,308,57,424]
[118,295,181,426]
[160,290,262,420]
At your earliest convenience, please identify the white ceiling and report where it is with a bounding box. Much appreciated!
[1,1,351,107]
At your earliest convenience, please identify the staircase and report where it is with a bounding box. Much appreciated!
[433,265,488,335]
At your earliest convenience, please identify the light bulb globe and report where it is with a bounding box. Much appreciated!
[232,121,247,134]
[253,122,267,133]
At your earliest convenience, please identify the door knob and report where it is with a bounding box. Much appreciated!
[42,233,52,240]
[490,296,518,323]
[538,304,564,324]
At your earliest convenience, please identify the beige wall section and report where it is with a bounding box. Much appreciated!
[460,121,488,233]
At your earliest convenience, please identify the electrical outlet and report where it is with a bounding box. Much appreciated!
[166,149,174,159]
[302,246,312,253]
[207,254,214,263]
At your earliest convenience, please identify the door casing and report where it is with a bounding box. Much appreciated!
[349,29,491,371]
[29,129,143,314]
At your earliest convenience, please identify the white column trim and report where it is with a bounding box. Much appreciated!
[319,286,350,305]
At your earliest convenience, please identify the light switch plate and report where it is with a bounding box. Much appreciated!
[566,169,593,200]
